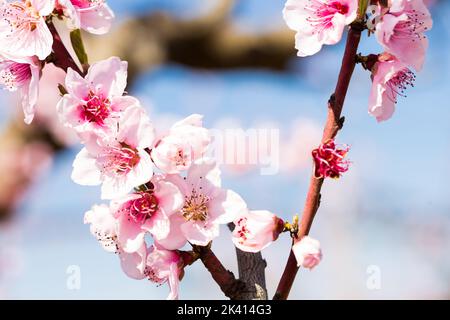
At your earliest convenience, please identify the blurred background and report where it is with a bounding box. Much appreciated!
[0,0,449,299]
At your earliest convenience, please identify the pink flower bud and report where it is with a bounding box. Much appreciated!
[232,210,284,253]
[312,139,349,179]
[292,236,322,269]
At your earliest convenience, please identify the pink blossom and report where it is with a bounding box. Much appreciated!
[110,175,183,253]
[71,105,155,199]
[84,204,147,279]
[232,210,283,253]
[375,0,432,71]
[58,57,138,136]
[292,236,322,269]
[0,0,54,60]
[57,0,114,35]
[312,139,349,179]
[0,55,40,124]
[145,245,182,300]
[283,0,358,57]
[151,114,210,174]
[368,54,415,122]
[159,160,248,248]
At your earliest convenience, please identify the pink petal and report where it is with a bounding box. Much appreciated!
[117,214,146,253]
[86,57,127,98]
[119,244,147,280]
[71,148,102,186]
[143,212,170,241]
[166,263,180,300]
[209,189,247,224]
[155,214,187,250]
[65,68,89,100]
[154,179,183,217]
[180,221,219,246]
[79,4,115,35]
[117,106,155,149]
[32,0,55,16]
[21,62,40,124]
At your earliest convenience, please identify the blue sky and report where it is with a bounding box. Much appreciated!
[0,0,449,299]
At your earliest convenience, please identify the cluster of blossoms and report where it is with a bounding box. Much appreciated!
[283,0,432,121]
[1,0,433,300]
[58,56,310,299]
[0,0,324,299]
[0,0,113,123]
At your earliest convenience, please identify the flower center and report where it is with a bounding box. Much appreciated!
[312,140,349,179]
[386,68,416,103]
[305,0,349,34]
[1,1,41,35]
[81,91,111,125]
[172,148,190,167]
[392,10,429,42]
[0,61,31,91]
[93,230,119,254]
[144,266,165,284]
[182,189,209,222]
[98,143,141,176]
[125,192,159,224]
[235,217,250,243]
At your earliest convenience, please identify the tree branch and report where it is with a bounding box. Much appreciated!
[273,23,364,300]
[227,223,268,300]
[194,245,249,300]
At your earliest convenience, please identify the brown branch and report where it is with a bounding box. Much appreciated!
[194,245,249,300]
[273,23,364,300]
[233,249,268,299]
[227,223,268,300]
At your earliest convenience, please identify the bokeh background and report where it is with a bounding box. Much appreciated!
[0,0,449,299]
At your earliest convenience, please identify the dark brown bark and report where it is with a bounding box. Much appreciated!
[195,245,250,300]
[227,223,268,300]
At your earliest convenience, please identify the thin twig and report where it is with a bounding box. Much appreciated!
[273,22,364,300]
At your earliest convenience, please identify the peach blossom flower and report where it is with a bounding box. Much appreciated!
[58,57,138,137]
[57,0,114,35]
[151,114,210,174]
[158,160,247,248]
[312,139,350,179]
[71,106,155,199]
[84,204,148,279]
[0,54,40,123]
[368,54,415,122]
[283,0,358,56]
[0,0,54,60]
[110,175,183,253]
[375,0,432,71]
